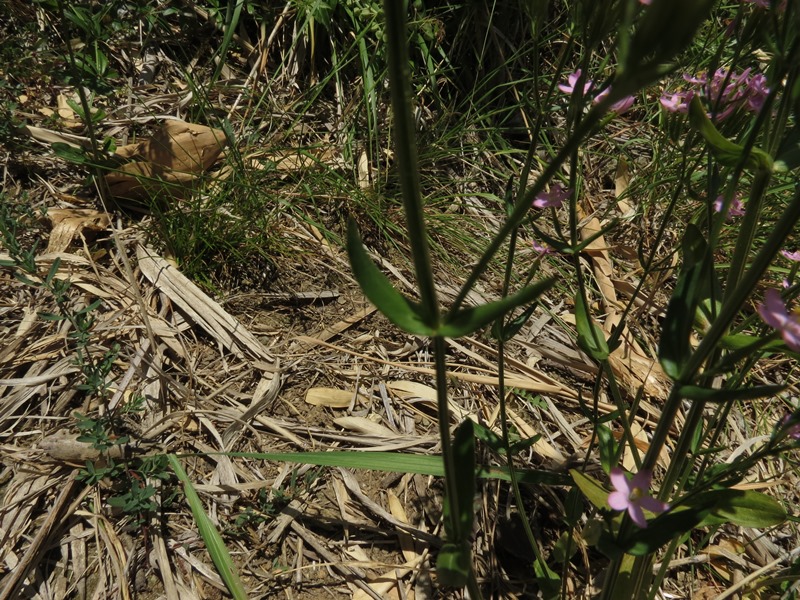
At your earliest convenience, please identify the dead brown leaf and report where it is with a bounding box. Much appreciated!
[45,208,111,253]
[104,120,226,203]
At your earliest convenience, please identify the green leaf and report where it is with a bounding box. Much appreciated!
[436,542,470,587]
[570,469,611,511]
[185,451,571,486]
[615,490,787,557]
[659,224,707,379]
[679,383,786,403]
[697,489,786,528]
[575,290,609,361]
[168,455,248,600]
[719,333,782,351]
[450,420,476,538]
[609,504,713,558]
[441,278,553,338]
[470,421,506,453]
[596,424,619,474]
[52,142,90,165]
[689,96,773,171]
[347,219,435,335]
[491,302,538,342]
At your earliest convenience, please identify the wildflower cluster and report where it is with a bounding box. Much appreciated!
[661,69,769,121]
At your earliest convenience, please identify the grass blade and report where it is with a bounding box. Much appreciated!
[168,454,247,600]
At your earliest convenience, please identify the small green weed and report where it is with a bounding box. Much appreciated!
[232,467,321,533]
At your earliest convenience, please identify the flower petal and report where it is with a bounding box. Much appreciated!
[609,468,631,495]
[629,469,653,491]
[628,504,648,528]
[758,289,790,330]
[638,496,670,516]
[608,491,630,511]
[781,250,800,262]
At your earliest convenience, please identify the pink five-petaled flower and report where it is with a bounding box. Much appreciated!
[608,468,669,529]
[758,288,800,352]
[532,241,554,255]
[660,91,694,114]
[780,249,800,262]
[713,194,745,220]
[558,70,593,96]
[532,183,570,209]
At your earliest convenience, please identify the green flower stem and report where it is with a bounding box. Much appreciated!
[383,0,439,327]
[432,335,463,545]
[383,0,466,575]
[723,167,772,297]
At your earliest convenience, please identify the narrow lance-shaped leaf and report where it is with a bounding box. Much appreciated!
[441,278,554,338]
[347,219,435,336]
[689,96,773,171]
[695,489,786,528]
[575,290,610,361]
[659,224,707,380]
[168,455,248,600]
[195,450,572,485]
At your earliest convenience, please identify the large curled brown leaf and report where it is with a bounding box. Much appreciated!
[104,120,227,204]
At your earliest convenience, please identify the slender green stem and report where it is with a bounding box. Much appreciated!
[433,336,466,553]
[723,168,772,299]
[383,0,440,326]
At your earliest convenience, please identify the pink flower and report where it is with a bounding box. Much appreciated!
[746,74,770,111]
[684,73,707,85]
[660,91,693,113]
[713,194,745,220]
[558,70,593,96]
[594,88,635,114]
[608,468,669,529]
[639,0,652,4]
[532,241,554,255]
[532,183,570,209]
[758,288,800,351]
[678,68,770,123]
[781,250,800,262]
